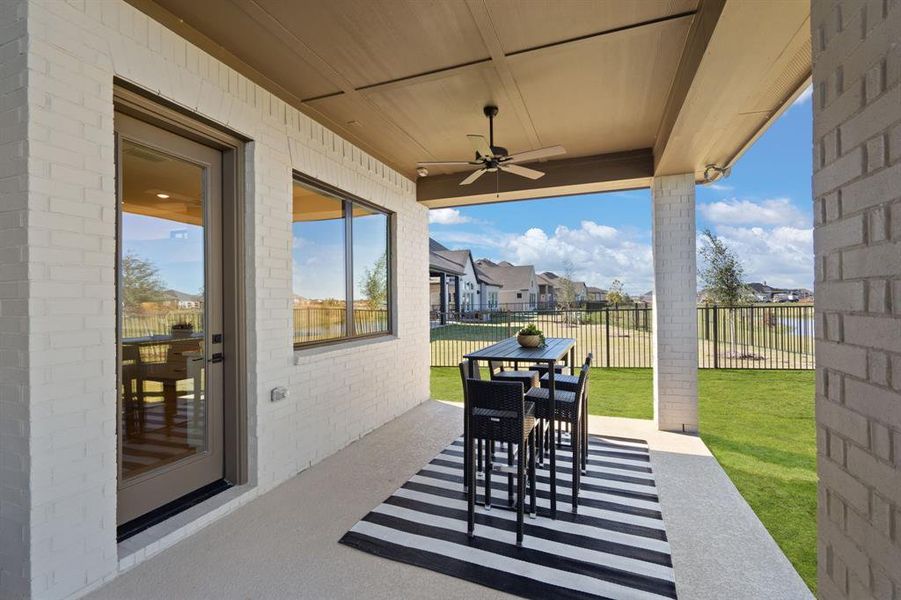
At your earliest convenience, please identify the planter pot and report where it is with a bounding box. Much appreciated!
[517,334,541,348]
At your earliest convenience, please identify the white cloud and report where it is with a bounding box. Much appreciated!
[792,85,813,106]
[429,208,471,225]
[704,183,733,191]
[700,197,808,228]
[497,221,654,294]
[710,225,813,289]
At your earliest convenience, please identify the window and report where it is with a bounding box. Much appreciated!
[292,177,391,347]
[516,292,522,299]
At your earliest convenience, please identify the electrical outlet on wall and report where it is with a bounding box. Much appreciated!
[271,386,289,403]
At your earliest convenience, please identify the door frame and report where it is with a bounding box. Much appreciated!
[114,81,249,491]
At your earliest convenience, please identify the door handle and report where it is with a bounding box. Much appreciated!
[210,353,224,363]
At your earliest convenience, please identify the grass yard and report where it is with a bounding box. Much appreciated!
[430,367,817,593]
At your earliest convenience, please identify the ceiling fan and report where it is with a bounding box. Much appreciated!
[417,105,565,185]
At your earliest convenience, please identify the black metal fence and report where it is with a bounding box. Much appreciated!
[430,304,814,370]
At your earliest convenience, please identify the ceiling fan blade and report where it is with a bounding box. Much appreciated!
[467,135,493,159]
[417,161,482,166]
[504,145,566,164]
[501,164,545,180]
[459,168,488,185]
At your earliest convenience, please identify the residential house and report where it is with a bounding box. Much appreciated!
[536,272,557,307]
[586,286,606,302]
[539,271,588,306]
[429,239,500,312]
[475,260,538,309]
[746,282,813,303]
[164,289,202,310]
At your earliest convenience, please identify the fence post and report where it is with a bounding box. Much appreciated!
[712,304,719,369]
[704,305,709,340]
[604,307,611,367]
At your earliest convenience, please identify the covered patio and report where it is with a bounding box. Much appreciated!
[87,401,810,600]
[9,0,899,599]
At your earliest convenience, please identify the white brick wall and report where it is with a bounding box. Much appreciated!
[0,2,30,596]
[812,0,901,598]
[651,174,698,433]
[5,1,430,598]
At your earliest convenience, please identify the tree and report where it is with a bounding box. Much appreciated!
[555,258,575,308]
[359,252,388,309]
[606,279,628,305]
[698,229,750,357]
[121,252,168,314]
[699,229,747,304]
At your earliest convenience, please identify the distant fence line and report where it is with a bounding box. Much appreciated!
[430,304,814,370]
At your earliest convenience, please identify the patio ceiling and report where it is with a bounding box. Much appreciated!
[129,0,811,207]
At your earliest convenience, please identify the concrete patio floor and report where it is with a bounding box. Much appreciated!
[87,400,812,600]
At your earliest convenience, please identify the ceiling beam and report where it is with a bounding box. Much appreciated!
[417,149,653,208]
[317,9,697,101]
[464,0,542,150]
[652,0,725,174]
[653,0,811,178]
[230,0,435,168]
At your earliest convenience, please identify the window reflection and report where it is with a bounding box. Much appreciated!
[352,207,389,335]
[292,179,392,346]
[119,140,207,480]
[292,181,347,343]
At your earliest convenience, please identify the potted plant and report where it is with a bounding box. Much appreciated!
[170,321,194,338]
[516,323,545,348]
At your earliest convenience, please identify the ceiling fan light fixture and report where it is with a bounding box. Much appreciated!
[417,105,566,186]
[156,193,170,199]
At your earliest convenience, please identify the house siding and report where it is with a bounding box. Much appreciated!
[6,1,429,598]
[812,0,901,597]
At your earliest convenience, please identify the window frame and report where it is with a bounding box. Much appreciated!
[292,173,395,350]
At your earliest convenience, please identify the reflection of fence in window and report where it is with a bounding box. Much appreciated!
[122,310,204,339]
[293,307,389,345]
[429,304,814,370]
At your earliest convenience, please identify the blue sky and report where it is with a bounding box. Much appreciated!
[429,87,814,295]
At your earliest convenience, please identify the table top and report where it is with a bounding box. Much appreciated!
[464,336,575,362]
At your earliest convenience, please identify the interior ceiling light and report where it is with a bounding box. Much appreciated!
[702,164,731,184]
[156,193,170,199]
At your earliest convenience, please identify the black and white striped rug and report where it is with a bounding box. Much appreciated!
[340,433,677,599]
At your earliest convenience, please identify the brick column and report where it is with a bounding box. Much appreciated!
[0,2,30,595]
[651,173,698,433]
[812,1,901,598]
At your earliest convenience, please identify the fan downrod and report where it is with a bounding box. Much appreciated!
[482,105,507,157]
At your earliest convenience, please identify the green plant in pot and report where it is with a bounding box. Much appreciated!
[517,323,546,348]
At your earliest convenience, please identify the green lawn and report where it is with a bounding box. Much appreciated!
[430,367,817,593]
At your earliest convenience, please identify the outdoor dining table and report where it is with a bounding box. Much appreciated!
[463,336,576,519]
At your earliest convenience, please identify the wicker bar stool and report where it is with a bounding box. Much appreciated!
[464,377,538,546]
[525,363,564,378]
[527,358,591,512]
[540,353,593,471]
[489,360,539,391]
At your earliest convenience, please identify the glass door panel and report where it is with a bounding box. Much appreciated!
[120,140,207,480]
[116,112,224,527]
